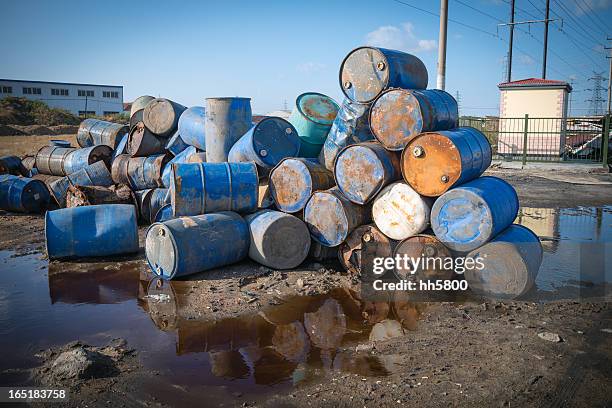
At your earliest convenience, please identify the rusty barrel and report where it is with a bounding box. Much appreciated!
[145,212,249,279]
[0,174,50,213]
[161,146,197,188]
[370,89,458,151]
[36,145,112,176]
[77,118,129,148]
[372,182,433,240]
[339,224,396,275]
[402,127,492,197]
[334,141,401,205]
[177,106,206,151]
[318,98,374,172]
[204,97,252,162]
[130,109,144,130]
[127,121,166,157]
[431,176,519,252]
[244,209,311,269]
[228,117,300,168]
[269,158,335,213]
[303,187,371,247]
[130,95,155,117]
[339,46,428,103]
[111,154,169,191]
[166,130,189,156]
[66,184,136,209]
[143,98,187,137]
[288,92,339,156]
[46,204,139,260]
[465,224,542,299]
[171,162,258,217]
[393,234,453,281]
[0,156,27,176]
[49,161,114,207]
[186,151,207,163]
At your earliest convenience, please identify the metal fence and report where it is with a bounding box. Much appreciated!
[459,114,610,166]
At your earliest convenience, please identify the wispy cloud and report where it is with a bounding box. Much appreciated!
[518,54,535,66]
[296,62,326,74]
[365,22,437,53]
[574,0,611,14]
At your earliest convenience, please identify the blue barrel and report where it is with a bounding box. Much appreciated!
[153,203,173,223]
[431,176,519,252]
[466,224,543,299]
[49,140,72,148]
[303,187,371,247]
[228,117,300,168]
[63,145,113,175]
[145,188,170,224]
[204,97,252,162]
[143,98,187,137]
[77,119,129,148]
[161,146,197,188]
[0,174,50,213]
[49,161,114,207]
[269,158,335,213]
[0,156,26,176]
[170,162,258,216]
[112,133,129,161]
[334,141,401,205]
[166,130,189,156]
[370,88,458,151]
[145,211,249,279]
[288,92,339,148]
[177,106,206,151]
[318,98,374,172]
[402,127,492,197]
[46,204,139,260]
[111,154,169,190]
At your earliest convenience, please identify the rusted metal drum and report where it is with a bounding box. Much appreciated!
[66,184,136,209]
[431,176,519,252]
[177,106,206,151]
[141,188,170,224]
[0,174,50,213]
[370,89,458,151]
[112,133,129,161]
[339,224,396,275]
[143,98,187,137]
[127,121,166,157]
[111,154,169,191]
[465,225,542,299]
[229,117,300,168]
[129,109,144,131]
[339,46,428,103]
[402,127,492,197]
[49,161,114,207]
[318,98,374,172]
[393,234,453,281]
[372,182,433,240]
[171,162,258,217]
[21,156,37,176]
[130,95,155,117]
[269,158,335,213]
[46,204,139,260]
[145,212,249,279]
[134,189,152,223]
[244,209,311,269]
[288,92,339,152]
[303,187,371,247]
[0,156,26,176]
[77,119,129,148]
[204,97,252,163]
[35,146,71,175]
[161,146,197,188]
[49,140,72,148]
[186,152,207,163]
[166,130,189,156]
[334,142,401,205]
[154,203,173,223]
[63,145,113,175]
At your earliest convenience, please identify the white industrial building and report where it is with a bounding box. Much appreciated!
[0,79,123,117]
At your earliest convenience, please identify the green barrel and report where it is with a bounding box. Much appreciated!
[288,93,339,158]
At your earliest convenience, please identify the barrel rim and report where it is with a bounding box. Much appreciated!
[339,45,389,104]
[251,116,300,167]
[333,142,387,205]
[269,157,313,213]
[294,92,340,126]
[145,222,179,280]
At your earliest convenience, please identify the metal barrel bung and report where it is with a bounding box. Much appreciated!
[244,209,311,269]
[170,162,258,217]
[77,118,129,148]
[339,224,396,275]
[49,161,114,207]
[228,117,300,168]
[393,234,453,281]
[45,204,139,260]
[318,98,374,172]
[111,154,169,191]
[372,182,433,240]
[112,133,129,161]
[465,224,543,299]
[303,187,371,247]
[177,106,206,151]
[143,98,187,138]
[288,92,339,151]
[63,145,113,175]
[127,121,166,157]
[370,88,458,151]
[269,158,335,213]
[431,176,519,252]
[166,130,189,156]
[145,212,249,280]
[131,95,155,117]
[402,127,492,197]
[334,141,401,205]
[204,97,252,162]
[0,174,50,213]
[0,156,27,176]
[161,146,197,188]
[339,46,428,103]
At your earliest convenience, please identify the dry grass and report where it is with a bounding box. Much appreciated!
[0,134,79,157]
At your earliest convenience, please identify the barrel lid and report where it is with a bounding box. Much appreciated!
[393,234,452,280]
[143,99,176,136]
[252,117,300,167]
[370,89,423,151]
[304,191,349,247]
[269,158,313,213]
[145,223,178,279]
[335,145,385,205]
[402,132,462,197]
[340,47,389,103]
[295,93,340,125]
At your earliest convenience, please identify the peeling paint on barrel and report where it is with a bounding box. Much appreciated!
[143,98,187,138]
[161,146,197,188]
[111,154,169,191]
[0,174,50,213]
[127,122,166,157]
[204,97,252,163]
[49,161,114,207]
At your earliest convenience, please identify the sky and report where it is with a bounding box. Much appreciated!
[1,0,610,116]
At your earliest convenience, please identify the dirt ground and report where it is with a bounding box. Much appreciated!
[0,134,78,157]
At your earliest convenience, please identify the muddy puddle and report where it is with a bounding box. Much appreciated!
[0,206,610,401]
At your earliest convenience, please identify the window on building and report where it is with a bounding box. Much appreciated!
[51,88,69,96]
[103,91,119,98]
[1,86,11,94]
[78,90,94,97]
[24,87,41,95]
[78,111,96,117]
[33,88,41,95]
[23,87,32,94]
[103,111,119,115]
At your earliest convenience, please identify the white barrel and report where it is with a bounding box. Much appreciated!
[372,182,432,240]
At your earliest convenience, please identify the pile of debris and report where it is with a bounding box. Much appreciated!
[0,46,542,300]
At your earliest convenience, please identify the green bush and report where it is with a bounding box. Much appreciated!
[0,97,81,126]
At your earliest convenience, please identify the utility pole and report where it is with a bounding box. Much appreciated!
[542,0,550,78]
[436,0,448,90]
[606,37,611,115]
[506,0,515,83]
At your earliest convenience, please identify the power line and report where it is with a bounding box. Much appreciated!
[552,0,605,47]
[585,72,607,115]
[572,0,609,36]
[500,0,540,20]
[579,0,610,33]
[453,0,504,23]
